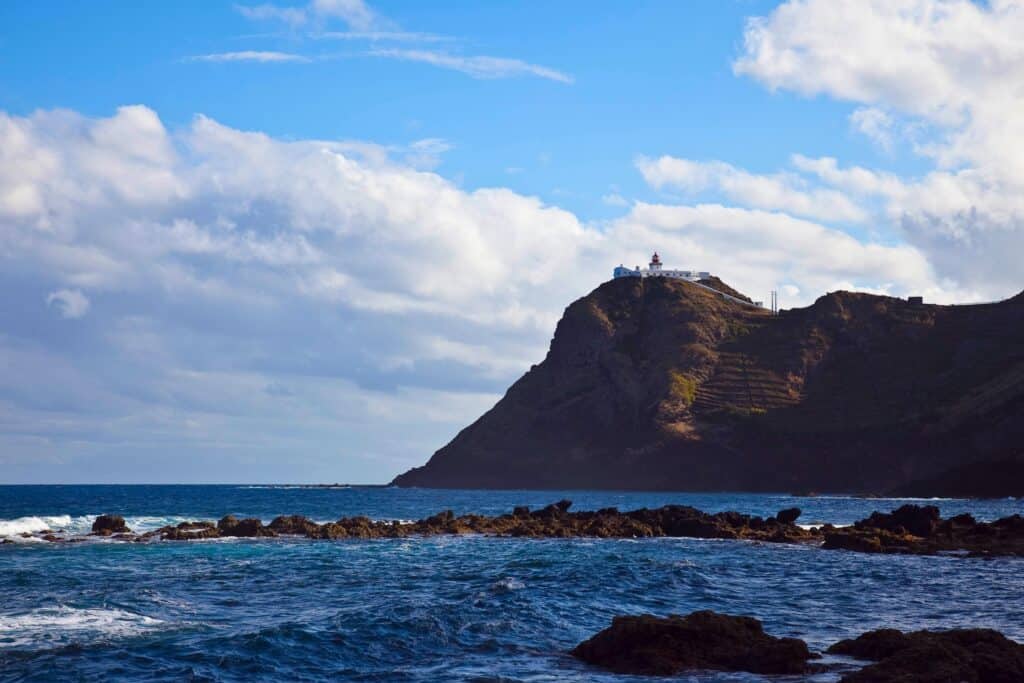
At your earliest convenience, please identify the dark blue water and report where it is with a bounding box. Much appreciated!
[1,486,1022,682]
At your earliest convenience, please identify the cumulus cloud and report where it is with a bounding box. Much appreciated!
[733,0,1024,298]
[45,289,90,319]
[0,104,955,481]
[366,49,574,83]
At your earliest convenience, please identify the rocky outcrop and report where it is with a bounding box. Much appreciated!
[828,628,1024,682]
[823,504,1024,557]
[122,502,819,544]
[392,277,1024,494]
[571,611,818,676]
[91,514,130,535]
[154,521,220,540]
[217,515,277,538]
[25,503,1024,556]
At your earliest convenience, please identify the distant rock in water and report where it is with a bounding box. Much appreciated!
[828,627,1024,682]
[571,611,818,676]
[823,504,1024,557]
[392,276,1024,495]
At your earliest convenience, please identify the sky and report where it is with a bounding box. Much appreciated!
[2,0,1024,483]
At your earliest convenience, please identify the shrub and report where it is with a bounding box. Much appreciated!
[669,370,698,406]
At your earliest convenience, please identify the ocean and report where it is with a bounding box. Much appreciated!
[1,485,1021,682]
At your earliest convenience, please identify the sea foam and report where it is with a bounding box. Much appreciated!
[0,515,77,537]
[0,606,167,649]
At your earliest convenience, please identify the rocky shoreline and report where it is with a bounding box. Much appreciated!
[6,501,1022,557]
[572,611,1024,681]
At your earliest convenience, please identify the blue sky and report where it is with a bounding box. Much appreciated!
[2,0,1023,483]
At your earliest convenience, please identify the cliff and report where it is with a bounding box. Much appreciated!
[393,277,1024,495]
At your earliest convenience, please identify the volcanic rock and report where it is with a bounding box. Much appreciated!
[828,627,1024,682]
[92,514,130,535]
[217,515,276,538]
[775,507,801,525]
[571,611,817,676]
[823,505,1024,557]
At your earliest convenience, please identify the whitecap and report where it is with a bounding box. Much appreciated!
[490,577,525,593]
[0,606,167,649]
[0,515,77,537]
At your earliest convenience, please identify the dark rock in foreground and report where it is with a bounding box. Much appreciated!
[823,504,1024,557]
[828,627,1024,682]
[571,611,817,676]
[91,514,129,535]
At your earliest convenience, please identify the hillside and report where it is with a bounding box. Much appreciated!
[393,277,1024,495]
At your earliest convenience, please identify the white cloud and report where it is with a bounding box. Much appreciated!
[45,289,90,319]
[402,138,452,170]
[602,193,628,207]
[849,107,895,151]
[234,3,308,27]
[314,30,451,43]
[637,155,866,223]
[311,0,376,30]
[733,0,1024,298]
[186,51,310,63]
[367,49,573,83]
[235,0,377,30]
[0,104,992,481]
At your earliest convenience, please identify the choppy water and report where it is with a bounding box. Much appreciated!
[1,486,1022,682]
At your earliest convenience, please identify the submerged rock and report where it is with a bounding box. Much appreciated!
[91,514,130,535]
[828,627,1024,682]
[571,611,817,676]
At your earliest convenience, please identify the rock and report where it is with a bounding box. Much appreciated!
[267,515,319,536]
[92,514,130,534]
[512,505,531,518]
[159,521,219,540]
[823,505,1024,557]
[571,611,817,676]
[828,627,1024,682]
[855,504,940,537]
[217,515,276,538]
[775,508,801,525]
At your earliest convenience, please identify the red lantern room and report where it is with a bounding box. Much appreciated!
[649,252,662,270]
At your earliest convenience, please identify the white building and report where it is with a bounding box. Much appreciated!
[613,252,765,309]
[613,252,710,281]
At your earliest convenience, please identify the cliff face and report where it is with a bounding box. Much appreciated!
[393,277,1024,494]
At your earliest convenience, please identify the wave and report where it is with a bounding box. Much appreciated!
[0,606,167,649]
[0,515,80,537]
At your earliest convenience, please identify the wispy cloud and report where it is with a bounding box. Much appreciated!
[185,51,311,63]
[235,3,308,27]
[314,30,452,43]
[367,49,573,83]
[234,0,378,31]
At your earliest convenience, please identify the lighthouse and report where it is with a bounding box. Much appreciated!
[649,252,663,271]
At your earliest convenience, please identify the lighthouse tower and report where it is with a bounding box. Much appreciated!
[649,252,663,272]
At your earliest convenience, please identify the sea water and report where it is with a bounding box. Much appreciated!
[1,485,1022,682]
